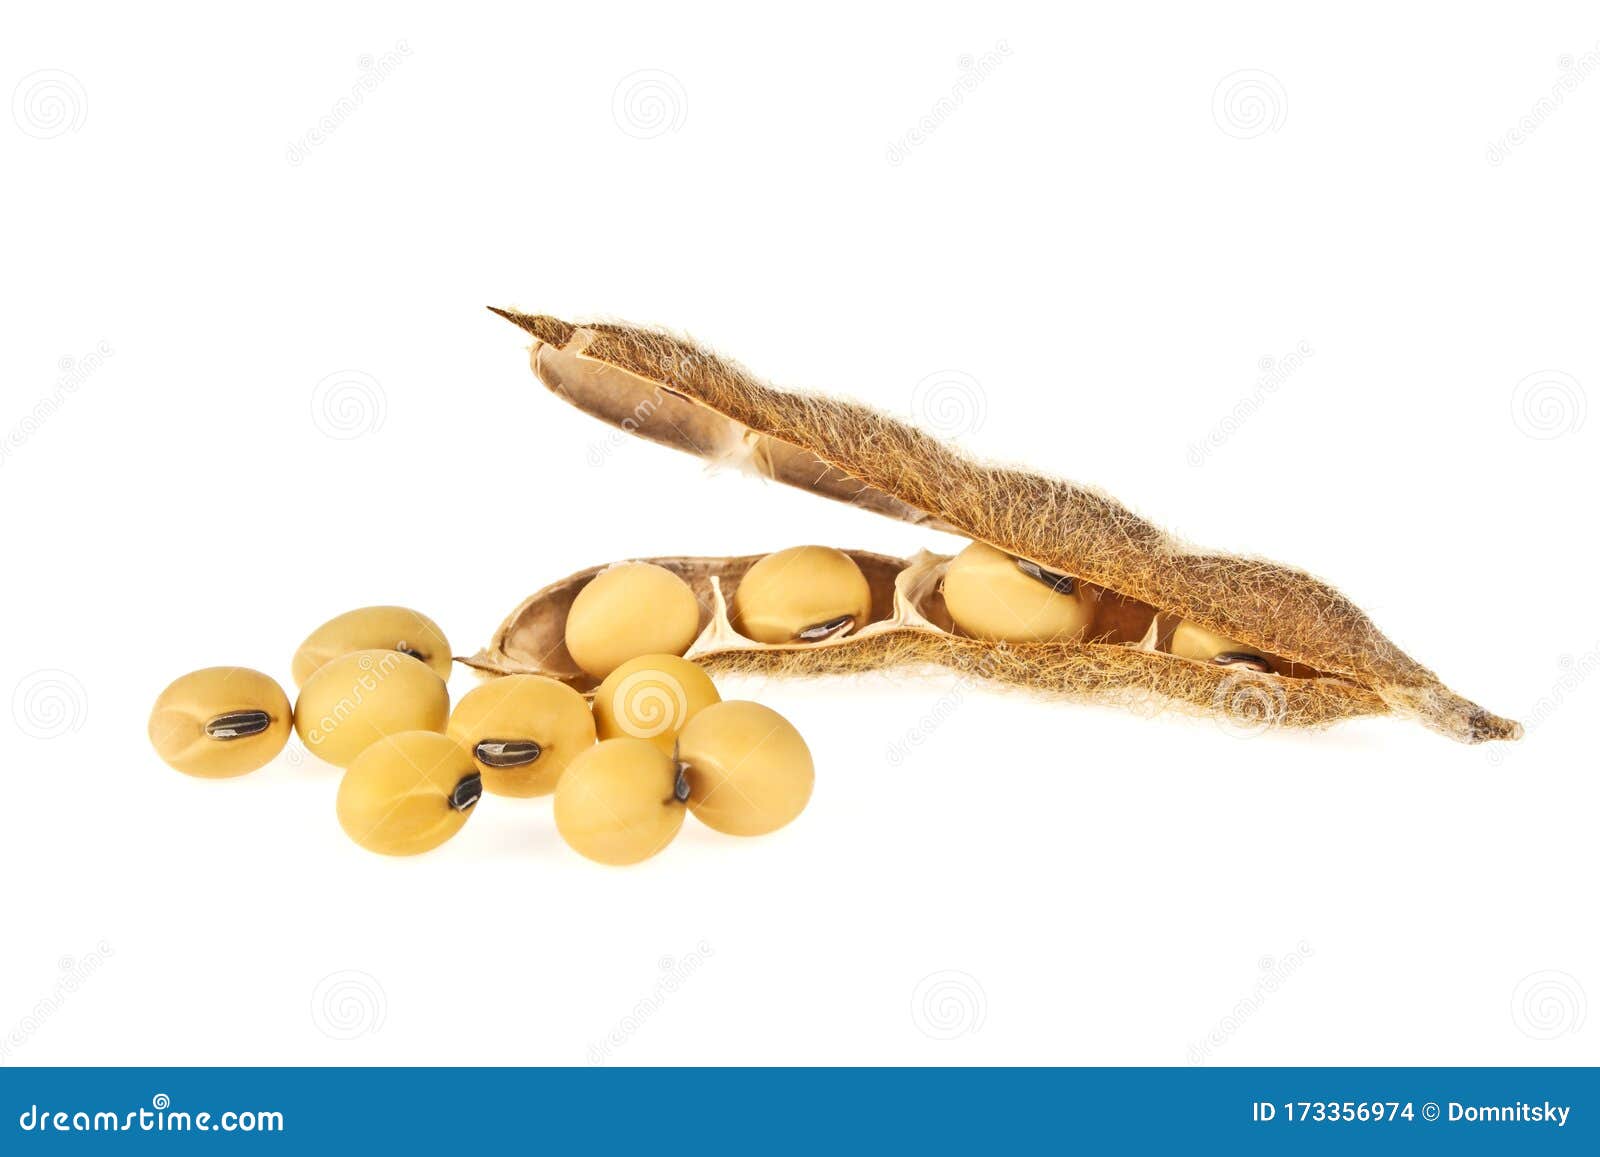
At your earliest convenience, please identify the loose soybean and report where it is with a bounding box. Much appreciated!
[148,667,292,778]
[447,674,596,797]
[292,605,452,687]
[294,649,450,768]
[591,653,720,754]
[336,730,481,855]
[553,737,685,865]
[678,700,813,837]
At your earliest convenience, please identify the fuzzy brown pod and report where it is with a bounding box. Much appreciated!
[463,549,1391,735]
[473,310,1520,744]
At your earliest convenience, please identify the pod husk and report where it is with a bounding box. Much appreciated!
[473,310,1519,744]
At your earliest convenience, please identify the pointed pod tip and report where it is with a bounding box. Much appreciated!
[1384,684,1524,746]
[486,306,577,347]
[1465,707,1524,745]
[487,305,535,331]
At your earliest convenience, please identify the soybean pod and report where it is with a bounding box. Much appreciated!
[479,310,1520,745]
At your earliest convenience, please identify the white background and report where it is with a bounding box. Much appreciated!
[2,2,1595,1067]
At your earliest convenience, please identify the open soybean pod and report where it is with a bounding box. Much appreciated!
[475,310,1520,745]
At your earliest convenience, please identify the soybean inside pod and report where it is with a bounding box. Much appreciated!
[475,310,1521,745]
